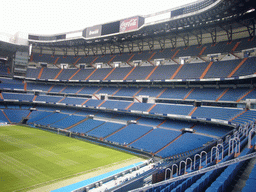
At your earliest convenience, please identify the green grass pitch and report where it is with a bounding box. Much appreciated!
[0,125,137,192]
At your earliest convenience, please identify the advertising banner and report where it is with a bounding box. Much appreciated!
[86,25,102,38]
[119,17,139,33]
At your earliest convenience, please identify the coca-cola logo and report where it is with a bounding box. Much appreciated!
[120,17,138,32]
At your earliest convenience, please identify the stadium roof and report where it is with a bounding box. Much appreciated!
[1,0,255,55]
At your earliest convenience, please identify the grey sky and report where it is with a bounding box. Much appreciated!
[2,0,197,35]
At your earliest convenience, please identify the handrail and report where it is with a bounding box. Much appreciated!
[229,137,240,156]
[248,128,256,148]
[179,161,186,175]
[130,152,256,192]
[185,157,193,172]
[171,164,178,178]
[200,151,207,167]
[194,154,201,170]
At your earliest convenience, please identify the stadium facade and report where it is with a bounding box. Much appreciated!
[1,0,256,191]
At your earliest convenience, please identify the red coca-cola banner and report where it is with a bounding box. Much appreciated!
[119,17,138,33]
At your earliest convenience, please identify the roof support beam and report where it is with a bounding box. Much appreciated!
[169,36,177,49]
[74,47,79,57]
[127,41,134,54]
[137,40,144,53]
[83,46,89,56]
[220,24,233,42]
[109,44,116,55]
[147,38,154,52]
[240,18,256,40]
[51,47,55,57]
[91,46,98,56]
[182,33,189,47]
[208,27,217,45]
[193,30,203,47]
[63,48,68,57]
[158,37,165,51]
[100,44,106,56]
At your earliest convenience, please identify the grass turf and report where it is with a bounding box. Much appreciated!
[0,125,137,192]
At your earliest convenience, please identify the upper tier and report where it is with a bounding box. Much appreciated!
[27,37,256,82]
[26,56,256,82]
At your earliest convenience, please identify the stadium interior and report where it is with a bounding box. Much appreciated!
[1,0,256,191]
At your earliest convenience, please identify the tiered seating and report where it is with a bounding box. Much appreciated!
[205,147,252,192]
[232,57,256,77]
[111,53,131,63]
[160,119,194,130]
[158,88,190,99]
[70,68,95,80]
[74,55,93,65]
[113,114,138,121]
[151,104,194,116]
[151,127,251,192]
[137,118,164,126]
[132,51,154,61]
[100,100,131,110]
[0,78,24,90]
[87,68,112,80]
[129,103,153,112]
[203,40,241,55]
[152,48,177,60]
[77,87,100,95]
[136,87,163,97]
[106,124,153,145]
[243,160,256,191]
[69,119,105,133]
[236,37,256,52]
[96,87,119,95]
[24,83,255,103]
[40,68,61,79]
[57,55,77,64]
[27,111,53,124]
[34,112,68,126]
[191,106,243,121]
[144,65,179,80]
[28,57,256,81]
[114,87,140,97]
[130,128,181,153]
[186,88,225,101]
[4,109,30,123]
[60,86,81,94]
[156,133,212,158]
[175,62,209,79]
[193,124,231,137]
[32,54,57,64]
[57,69,77,80]
[26,82,50,91]
[0,65,9,76]
[232,110,256,125]
[60,97,88,105]
[50,115,86,129]
[35,95,63,103]
[2,92,34,101]
[49,85,66,93]
[96,54,116,63]
[0,110,10,122]
[240,88,256,101]
[26,68,41,78]
[87,122,125,138]
[84,99,102,107]
[219,88,251,101]
[175,46,202,57]
[203,59,241,78]
[125,66,154,80]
